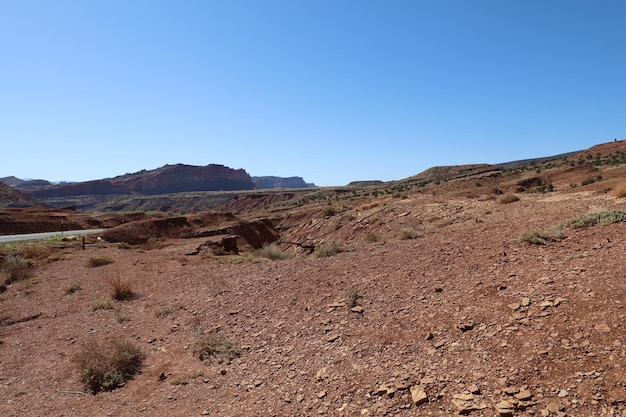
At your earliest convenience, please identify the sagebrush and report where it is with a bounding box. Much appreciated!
[74,337,144,393]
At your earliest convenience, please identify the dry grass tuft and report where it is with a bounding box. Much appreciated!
[86,256,114,268]
[73,337,144,393]
[612,182,626,198]
[497,193,520,204]
[314,241,345,257]
[252,243,291,260]
[519,228,563,245]
[195,332,240,364]
[107,272,135,301]
[64,283,82,294]
[91,300,114,311]
[21,244,53,260]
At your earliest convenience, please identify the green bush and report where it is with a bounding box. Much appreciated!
[74,337,144,393]
[561,211,626,229]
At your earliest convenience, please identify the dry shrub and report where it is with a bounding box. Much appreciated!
[91,300,114,311]
[322,206,336,217]
[398,227,420,240]
[139,237,163,251]
[345,286,361,308]
[21,244,53,259]
[365,233,380,243]
[86,256,114,268]
[195,332,240,364]
[613,182,626,198]
[64,283,82,294]
[519,228,563,245]
[107,272,135,301]
[73,337,144,393]
[2,255,31,284]
[252,243,291,260]
[314,241,345,257]
[497,193,520,204]
[561,210,626,229]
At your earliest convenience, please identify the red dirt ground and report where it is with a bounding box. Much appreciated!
[2,143,626,416]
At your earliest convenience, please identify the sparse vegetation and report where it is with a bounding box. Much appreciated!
[91,300,114,311]
[64,283,82,294]
[252,243,292,260]
[21,244,53,260]
[497,193,520,204]
[398,227,420,240]
[314,241,345,257]
[345,286,361,308]
[613,182,626,198]
[195,332,240,364]
[1,255,31,284]
[519,228,564,245]
[117,242,131,250]
[561,210,626,229]
[86,256,114,268]
[170,370,204,385]
[139,237,163,251]
[365,233,380,243]
[73,337,144,393]
[107,272,135,301]
[322,206,336,217]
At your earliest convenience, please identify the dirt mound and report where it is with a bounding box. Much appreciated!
[101,212,279,250]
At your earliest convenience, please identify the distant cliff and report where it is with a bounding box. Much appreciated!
[252,176,315,189]
[25,164,256,198]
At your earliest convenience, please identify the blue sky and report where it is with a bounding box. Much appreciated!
[1,0,625,186]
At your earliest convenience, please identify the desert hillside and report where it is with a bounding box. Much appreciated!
[1,140,626,416]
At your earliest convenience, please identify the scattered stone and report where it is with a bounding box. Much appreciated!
[521,297,531,307]
[515,390,532,400]
[468,384,481,394]
[495,400,516,416]
[595,323,611,333]
[420,376,435,385]
[546,402,563,413]
[350,306,364,314]
[459,322,475,332]
[508,303,521,311]
[326,333,340,343]
[451,393,487,414]
[317,390,327,399]
[557,389,568,397]
[425,332,434,340]
[410,386,428,405]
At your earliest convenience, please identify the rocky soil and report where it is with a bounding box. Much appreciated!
[2,185,626,416]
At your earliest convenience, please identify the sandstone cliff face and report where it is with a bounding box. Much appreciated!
[119,164,255,195]
[25,164,256,198]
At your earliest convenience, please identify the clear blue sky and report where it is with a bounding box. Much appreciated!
[1,0,625,186]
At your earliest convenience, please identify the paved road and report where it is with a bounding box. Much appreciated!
[0,229,106,244]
